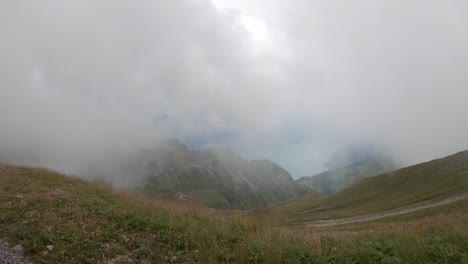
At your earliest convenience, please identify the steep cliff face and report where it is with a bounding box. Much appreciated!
[138,139,299,209]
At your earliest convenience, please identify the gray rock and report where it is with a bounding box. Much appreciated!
[13,244,23,252]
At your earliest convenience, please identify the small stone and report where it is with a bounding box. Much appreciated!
[170,256,178,263]
[120,234,129,242]
[101,243,110,250]
[13,244,23,252]
[46,245,54,251]
[41,250,49,256]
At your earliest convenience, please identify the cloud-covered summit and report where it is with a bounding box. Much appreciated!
[1,0,468,178]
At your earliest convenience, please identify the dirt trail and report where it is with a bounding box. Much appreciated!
[307,191,468,227]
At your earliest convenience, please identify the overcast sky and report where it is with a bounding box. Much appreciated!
[1,0,468,178]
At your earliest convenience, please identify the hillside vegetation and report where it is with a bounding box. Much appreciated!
[273,150,468,223]
[1,164,468,263]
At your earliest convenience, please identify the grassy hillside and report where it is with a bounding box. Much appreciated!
[273,150,468,223]
[295,158,395,195]
[1,164,467,263]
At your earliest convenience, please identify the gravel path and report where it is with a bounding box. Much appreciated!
[307,191,468,227]
[0,239,26,264]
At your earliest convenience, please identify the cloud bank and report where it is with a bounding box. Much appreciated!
[1,0,468,179]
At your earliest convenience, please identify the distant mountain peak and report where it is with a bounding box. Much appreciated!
[159,138,190,153]
[324,142,386,169]
[124,139,300,209]
[297,142,396,195]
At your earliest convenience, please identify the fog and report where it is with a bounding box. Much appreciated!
[1,0,468,180]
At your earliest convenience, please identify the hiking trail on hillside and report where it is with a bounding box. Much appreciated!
[307,191,468,227]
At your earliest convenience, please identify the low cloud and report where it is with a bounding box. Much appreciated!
[1,0,468,179]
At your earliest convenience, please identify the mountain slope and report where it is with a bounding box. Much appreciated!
[1,165,467,263]
[0,165,316,263]
[273,150,468,223]
[296,158,395,195]
[296,142,396,195]
[133,139,299,209]
[306,191,468,227]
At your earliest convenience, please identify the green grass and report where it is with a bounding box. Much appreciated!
[1,164,467,263]
[273,150,468,223]
[187,188,229,208]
